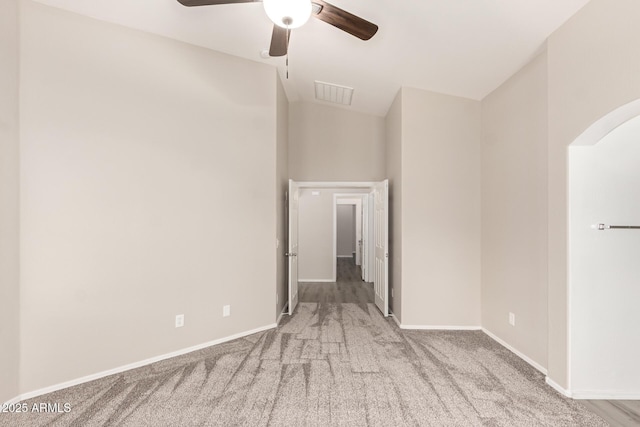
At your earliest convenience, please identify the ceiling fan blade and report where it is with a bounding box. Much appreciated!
[269,25,289,57]
[312,0,378,41]
[177,0,257,7]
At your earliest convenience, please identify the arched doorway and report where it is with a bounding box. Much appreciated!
[568,100,640,398]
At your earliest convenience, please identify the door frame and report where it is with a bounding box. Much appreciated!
[287,180,300,315]
[291,181,387,315]
[297,182,378,189]
[297,182,377,283]
[373,179,389,317]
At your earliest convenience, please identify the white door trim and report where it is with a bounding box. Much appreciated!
[293,181,381,288]
[297,181,377,189]
[373,180,389,316]
[288,180,300,315]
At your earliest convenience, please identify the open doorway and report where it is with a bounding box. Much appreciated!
[334,194,366,282]
[286,181,389,316]
[335,203,360,278]
[568,103,640,397]
[336,204,357,262]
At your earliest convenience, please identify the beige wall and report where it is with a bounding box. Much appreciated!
[19,2,277,394]
[276,77,289,317]
[0,0,20,404]
[289,102,386,182]
[398,88,482,327]
[481,53,548,369]
[298,189,335,281]
[547,0,640,389]
[385,92,402,319]
[12,0,639,400]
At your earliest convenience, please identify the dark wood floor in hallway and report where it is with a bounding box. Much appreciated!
[299,258,374,303]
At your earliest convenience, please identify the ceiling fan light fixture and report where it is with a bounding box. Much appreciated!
[263,0,312,29]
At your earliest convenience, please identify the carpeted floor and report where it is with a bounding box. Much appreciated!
[2,303,606,426]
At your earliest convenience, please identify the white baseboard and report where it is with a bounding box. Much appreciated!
[390,312,401,327]
[10,323,277,404]
[571,390,640,399]
[482,328,547,375]
[387,311,480,331]
[546,376,572,398]
[298,279,334,283]
[401,324,482,331]
[277,303,289,324]
[337,255,353,258]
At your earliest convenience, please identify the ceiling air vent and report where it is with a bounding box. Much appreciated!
[314,81,354,106]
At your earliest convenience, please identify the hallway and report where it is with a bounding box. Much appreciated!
[298,258,374,303]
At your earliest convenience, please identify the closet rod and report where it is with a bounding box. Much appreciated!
[593,223,640,230]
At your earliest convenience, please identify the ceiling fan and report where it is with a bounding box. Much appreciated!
[177,0,378,57]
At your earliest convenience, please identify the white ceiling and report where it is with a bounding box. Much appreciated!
[33,0,590,117]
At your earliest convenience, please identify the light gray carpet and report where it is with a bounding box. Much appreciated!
[2,303,606,426]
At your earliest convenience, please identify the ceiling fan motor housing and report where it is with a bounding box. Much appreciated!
[263,0,312,28]
[177,0,379,58]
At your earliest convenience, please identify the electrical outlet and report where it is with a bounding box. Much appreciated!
[509,312,515,326]
[175,314,184,328]
[391,288,394,298]
[223,305,231,317]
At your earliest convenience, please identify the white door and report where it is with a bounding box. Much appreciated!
[373,180,389,316]
[288,180,299,315]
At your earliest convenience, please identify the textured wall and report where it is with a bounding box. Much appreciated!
[398,88,482,327]
[481,53,548,370]
[288,102,386,182]
[0,0,20,404]
[20,2,277,394]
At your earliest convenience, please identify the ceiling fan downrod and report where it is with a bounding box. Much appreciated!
[286,26,290,79]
